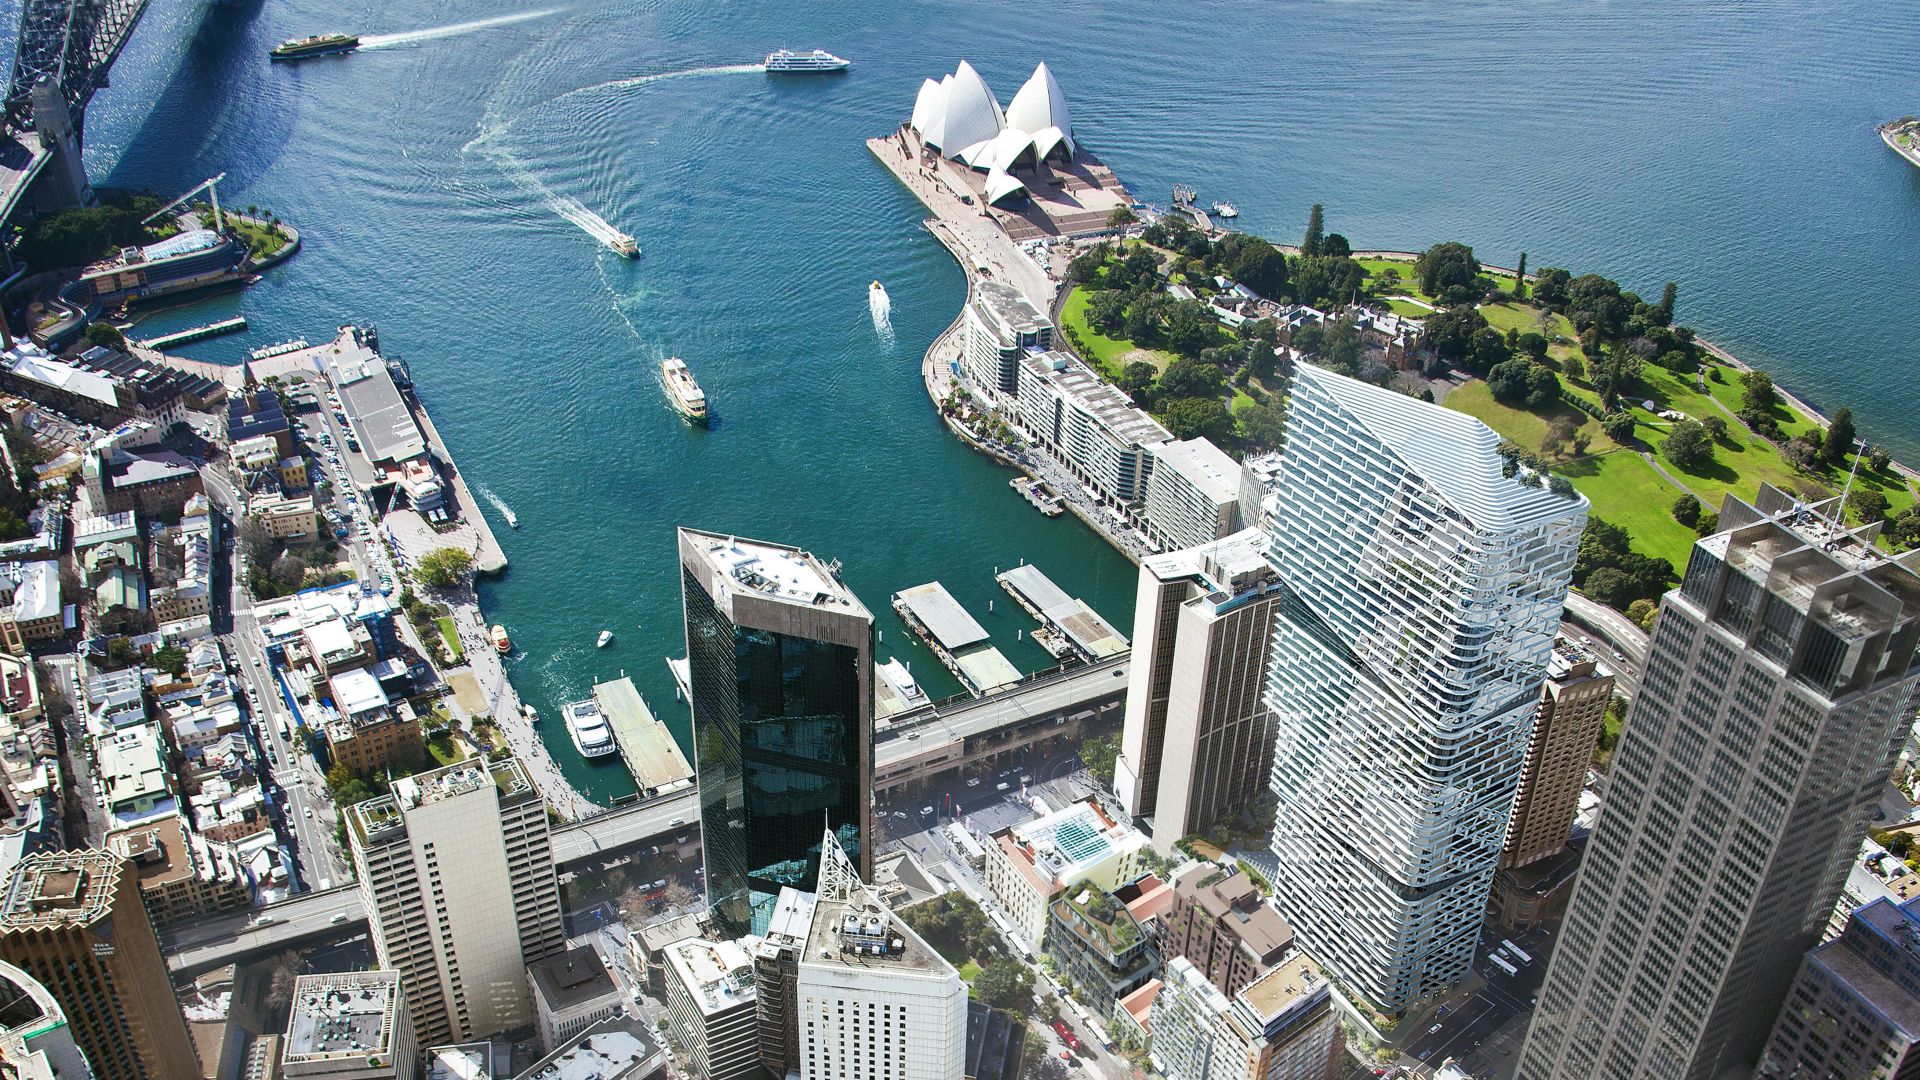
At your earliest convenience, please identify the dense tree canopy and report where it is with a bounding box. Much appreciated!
[1662,419,1715,472]
[1413,241,1482,304]
[1573,519,1673,610]
[414,547,475,588]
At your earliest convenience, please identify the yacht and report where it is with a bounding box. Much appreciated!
[562,698,618,759]
[660,357,709,426]
[609,232,640,258]
[596,629,614,648]
[764,49,851,73]
[1210,200,1239,218]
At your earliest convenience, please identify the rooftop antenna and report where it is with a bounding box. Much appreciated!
[1832,438,1864,529]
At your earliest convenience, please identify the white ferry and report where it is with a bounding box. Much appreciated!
[562,698,617,759]
[609,232,640,258]
[764,49,850,73]
[661,357,709,426]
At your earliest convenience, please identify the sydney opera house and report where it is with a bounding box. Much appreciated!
[902,60,1129,230]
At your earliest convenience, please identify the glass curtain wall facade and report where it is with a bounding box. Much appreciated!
[681,530,874,938]
[1263,364,1587,1015]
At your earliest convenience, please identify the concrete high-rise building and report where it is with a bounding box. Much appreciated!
[1519,486,1920,1080]
[0,958,94,1079]
[0,849,197,1080]
[796,830,966,1080]
[961,280,1050,401]
[1758,895,1920,1079]
[346,757,565,1047]
[1149,954,1341,1080]
[281,971,417,1080]
[661,937,759,1080]
[1143,439,1244,554]
[679,528,874,938]
[1500,640,1615,870]
[1162,864,1295,998]
[753,887,816,1079]
[1115,528,1282,851]
[1262,363,1587,1015]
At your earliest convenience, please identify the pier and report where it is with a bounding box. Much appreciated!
[891,581,1023,696]
[138,315,247,350]
[996,563,1129,663]
[592,675,694,798]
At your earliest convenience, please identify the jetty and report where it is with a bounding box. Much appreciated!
[996,564,1129,664]
[592,676,694,799]
[139,315,247,350]
[892,581,1022,696]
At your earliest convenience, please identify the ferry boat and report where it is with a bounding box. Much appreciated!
[562,698,618,759]
[596,629,614,648]
[1210,200,1240,218]
[1880,118,1920,170]
[270,34,360,61]
[609,232,640,258]
[660,357,709,426]
[489,624,511,653]
[522,703,540,725]
[764,49,851,73]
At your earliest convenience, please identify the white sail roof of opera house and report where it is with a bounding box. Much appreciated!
[911,60,1076,176]
[914,60,1004,157]
[983,169,1027,205]
[1006,62,1072,145]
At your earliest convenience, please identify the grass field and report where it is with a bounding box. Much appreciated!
[957,960,982,983]
[1443,381,1617,463]
[1059,288,1172,378]
[435,616,464,663]
[1549,451,1703,569]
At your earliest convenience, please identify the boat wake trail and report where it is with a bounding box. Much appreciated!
[552,195,627,247]
[869,282,894,346]
[476,484,519,528]
[360,7,565,50]
[551,63,766,105]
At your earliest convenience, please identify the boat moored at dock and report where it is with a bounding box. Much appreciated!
[562,698,618,758]
[764,49,850,73]
[489,624,511,653]
[660,357,708,425]
[271,33,360,61]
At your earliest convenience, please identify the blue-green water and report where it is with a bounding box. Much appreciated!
[78,0,1920,801]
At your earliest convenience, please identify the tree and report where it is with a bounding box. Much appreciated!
[105,637,138,669]
[151,645,188,678]
[1237,403,1286,451]
[84,322,126,349]
[1672,495,1702,527]
[1216,234,1288,297]
[1423,307,1488,363]
[264,948,311,1012]
[1159,397,1235,444]
[1106,206,1137,228]
[1626,598,1659,632]
[1513,252,1527,299]
[1700,415,1728,441]
[1822,407,1856,467]
[1740,370,1779,413]
[1573,518,1673,610]
[1085,291,1126,336]
[1662,419,1715,472]
[1301,203,1324,256]
[1487,359,1559,409]
[1413,241,1481,302]
[1066,246,1108,285]
[414,547,475,588]
[1079,733,1121,787]
[661,880,698,914]
[1603,412,1636,444]
[1870,446,1894,472]
[1848,487,1891,523]
[1659,281,1678,321]
[1158,357,1223,401]
[1695,509,1720,537]
[973,959,1034,1010]
[1119,361,1156,402]
[1467,328,1514,375]
[1162,301,1221,357]
[1531,267,1572,309]
[1321,233,1351,258]
[269,551,306,589]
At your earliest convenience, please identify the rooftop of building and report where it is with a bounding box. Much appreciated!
[1142,527,1273,600]
[1021,350,1172,447]
[1172,865,1293,957]
[893,581,991,651]
[965,1001,1025,1080]
[803,829,953,978]
[2,346,119,407]
[284,971,404,1063]
[762,886,817,947]
[0,849,122,930]
[1152,438,1241,503]
[515,1016,662,1080]
[1116,978,1162,1030]
[663,936,756,1015]
[425,1042,493,1080]
[679,528,870,616]
[0,561,58,623]
[1546,636,1608,683]
[324,339,425,465]
[352,757,532,843]
[103,814,195,889]
[1001,796,1145,884]
[972,280,1049,336]
[1114,873,1175,925]
[1296,362,1588,531]
[329,667,389,718]
[995,564,1129,659]
[0,959,63,1044]
[1051,885,1149,960]
[529,947,619,1013]
[1234,952,1328,1028]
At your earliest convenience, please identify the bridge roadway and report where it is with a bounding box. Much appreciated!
[161,655,1129,975]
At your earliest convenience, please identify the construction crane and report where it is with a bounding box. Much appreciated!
[141,173,228,234]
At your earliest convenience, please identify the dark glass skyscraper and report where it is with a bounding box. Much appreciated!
[679,528,873,938]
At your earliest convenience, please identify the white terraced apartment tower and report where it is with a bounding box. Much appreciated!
[1263,363,1587,1015]
[1518,486,1920,1080]
[347,757,566,1047]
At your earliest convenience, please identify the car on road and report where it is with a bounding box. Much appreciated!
[966,777,981,787]
[1052,1020,1080,1052]
[892,811,908,820]
[920,806,934,816]
[1429,1023,1442,1034]
[251,656,262,667]
[996,782,1010,791]
[304,807,314,819]
[329,912,349,925]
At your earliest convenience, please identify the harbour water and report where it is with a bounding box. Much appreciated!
[80,0,1920,802]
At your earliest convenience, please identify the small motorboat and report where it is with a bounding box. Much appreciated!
[489,624,512,653]
[596,630,613,648]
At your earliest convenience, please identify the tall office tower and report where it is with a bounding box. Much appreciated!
[1757,895,1920,1079]
[0,849,197,1080]
[282,971,418,1080]
[1519,487,1920,1080]
[1263,363,1587,1015]
[1500,640,1615,870]
[347,757,566,1046]
[661,936,760,1080]
[0,958,94,1078]
[679,528,874,938]
[796,830,966,1080]
[1115,528,1283,851]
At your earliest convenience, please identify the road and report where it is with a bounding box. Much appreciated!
[1395,925,1553,1079]
[1561,593,1649,671]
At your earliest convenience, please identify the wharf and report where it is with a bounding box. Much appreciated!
[140,316,247,350]
[891,581,1022,696]
[995,564,1129,663]
[592,675,693,798]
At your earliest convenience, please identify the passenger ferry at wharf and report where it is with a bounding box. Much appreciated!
[661,357,709,425]
[562,698,618,759]
[764,49,851,73]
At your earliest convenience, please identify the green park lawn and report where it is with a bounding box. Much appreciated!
[435,616,464,663]
[1059,289,1172,379]
[957,960,982,983]
[1549,450,1704,570]
[1354,257,1425,299]
[1383,297,1435,317]
[1477,301,1573,341]
[1442,381,1617,464]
